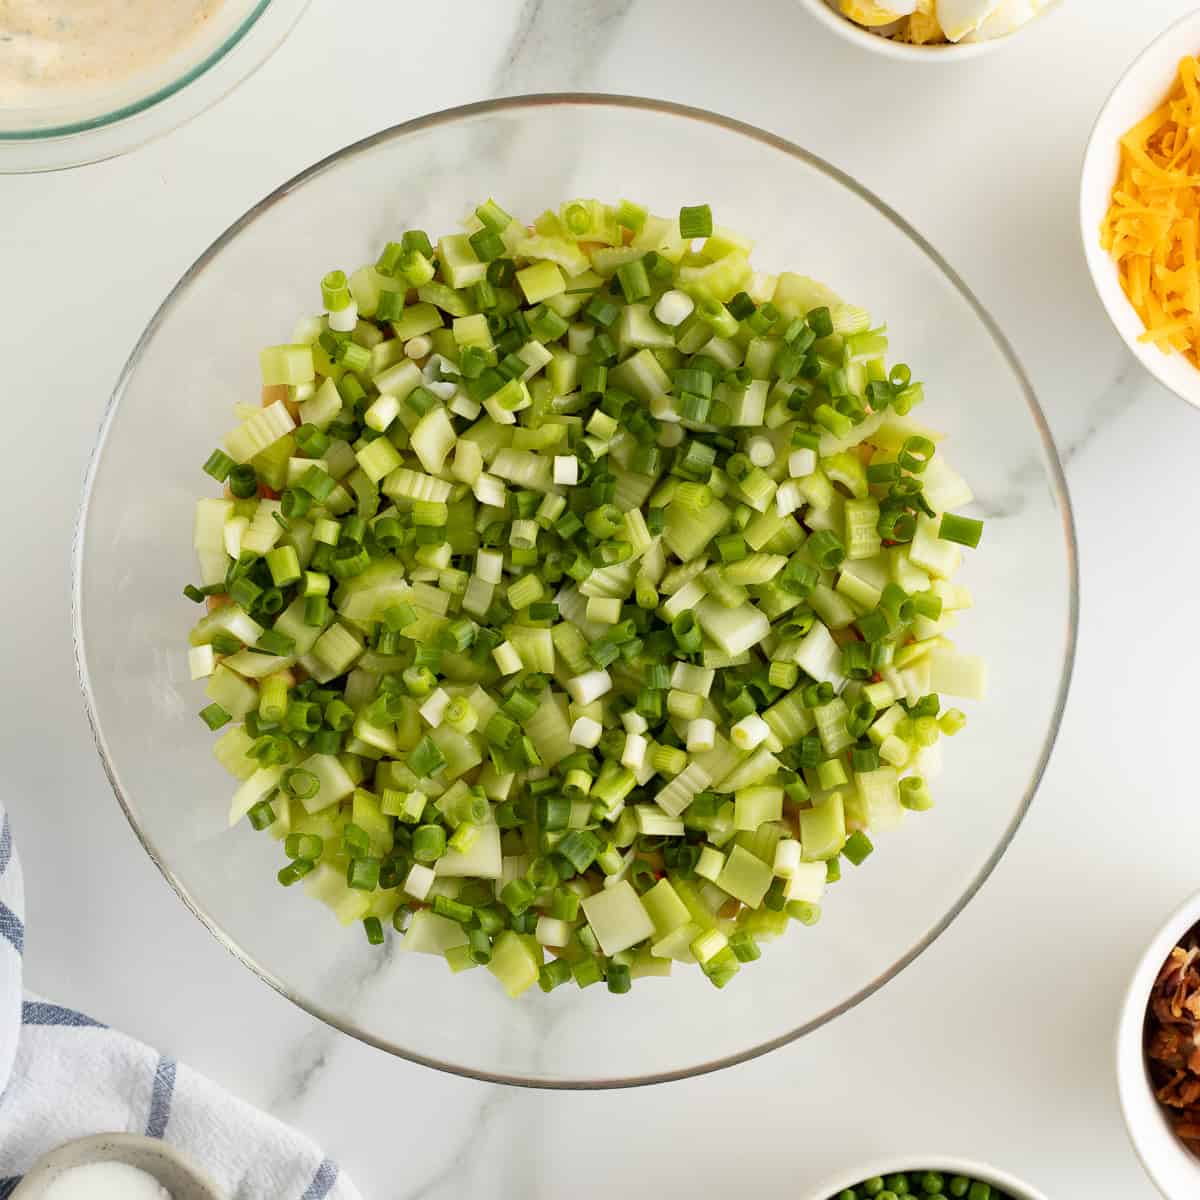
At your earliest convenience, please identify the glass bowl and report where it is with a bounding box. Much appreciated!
[74,95,1077,1088]
[0,0,308,173]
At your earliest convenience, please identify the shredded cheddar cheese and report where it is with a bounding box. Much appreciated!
[1102,56,1200,367]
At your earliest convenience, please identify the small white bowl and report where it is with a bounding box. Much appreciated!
[806,1154,1050,1200]
[794,0,1060,62]
[11,1134,224,1200]
[1080,8,1200,409]
[1116,890,1200,1200]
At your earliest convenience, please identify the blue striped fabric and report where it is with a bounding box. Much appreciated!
[0,802,358,1200]
[0,904,21,956]
[21,1001,105,1029]
[301,1159,339,1200]
[0,814,11,878]
[145,1056,177,1139]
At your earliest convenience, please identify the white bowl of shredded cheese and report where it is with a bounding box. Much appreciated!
[1081,7,1200,410]
[795,0,1061,59]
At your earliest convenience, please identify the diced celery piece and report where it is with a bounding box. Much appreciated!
[260,344,314,386]
[401,909,470,955]
[799,794,847,861]
[390,302,444,341]
[581,880,655,955]
[926,646,987,700]
[641,879,691,938]
[487,931,542,997]
[716,845,772,908]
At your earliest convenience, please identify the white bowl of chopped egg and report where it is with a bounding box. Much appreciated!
[796,0,1060,59]
[1081,8,1200,410]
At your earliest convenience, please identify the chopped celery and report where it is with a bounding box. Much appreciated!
[185,198,984,998]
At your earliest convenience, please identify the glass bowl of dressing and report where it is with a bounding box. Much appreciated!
[0,0,309,173]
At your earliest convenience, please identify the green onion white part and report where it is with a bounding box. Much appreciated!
[185,198,986,998]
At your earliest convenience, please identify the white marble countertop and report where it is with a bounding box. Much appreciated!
[4,0,1198,1195]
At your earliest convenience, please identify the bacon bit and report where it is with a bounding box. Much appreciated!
[1147,933,1200,1154]
[259,485,280,500]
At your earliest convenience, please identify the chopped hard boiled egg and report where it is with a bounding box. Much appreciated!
[933,0,1003,42]
[960,0,1049,40]
[832,0,1047,43]
[839,0,917,24]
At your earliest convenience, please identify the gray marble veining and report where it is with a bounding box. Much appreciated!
[491,0,638,94]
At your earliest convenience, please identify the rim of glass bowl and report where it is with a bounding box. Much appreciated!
[0,0,309,174]
[72,94,1079,1090]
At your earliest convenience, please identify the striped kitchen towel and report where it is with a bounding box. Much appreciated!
[0,804,361,1200]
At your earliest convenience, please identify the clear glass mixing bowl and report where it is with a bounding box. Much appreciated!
[0,0,308,173]
[74,96,1077,1088]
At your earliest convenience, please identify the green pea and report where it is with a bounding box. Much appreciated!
[864,1180,885,1198]
[878,1192,899,1200]
[967,1185,990,1200]
[886,1176,910,1195]
[949,1180,970,1199]
[837,1191,858,1200]
[921,1175,944,1196]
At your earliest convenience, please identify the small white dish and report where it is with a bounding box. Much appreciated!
[11,1134,224,1200]
[794,0,1060,62]
[805,1154,1050,1199]
[1080,7,1200,410]
[1116,890,1200,1200]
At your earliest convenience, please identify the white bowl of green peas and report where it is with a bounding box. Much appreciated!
[809,1158,1050,1200]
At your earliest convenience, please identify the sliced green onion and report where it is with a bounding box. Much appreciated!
[186,196,983,1002]
[938,513,984,548]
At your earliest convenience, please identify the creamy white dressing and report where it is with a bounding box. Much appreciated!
[42,1161,173,1200]
[0,0,226,104]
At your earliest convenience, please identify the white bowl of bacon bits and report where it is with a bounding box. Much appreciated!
[1118,890,1200,1199]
